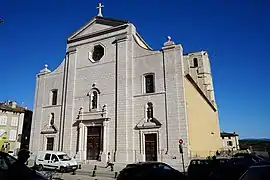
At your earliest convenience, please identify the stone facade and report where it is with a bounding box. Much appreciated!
[30,16,221,170]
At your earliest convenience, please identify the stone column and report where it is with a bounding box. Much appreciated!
[78,122,84,161]
[101,121,108,162]
[83,126,87,161]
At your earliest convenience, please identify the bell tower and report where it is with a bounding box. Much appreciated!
[187,51,216,104]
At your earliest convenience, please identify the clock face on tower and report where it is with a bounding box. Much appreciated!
[89,44,104,63]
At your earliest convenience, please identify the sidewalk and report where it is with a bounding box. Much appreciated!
[74,163,123,179]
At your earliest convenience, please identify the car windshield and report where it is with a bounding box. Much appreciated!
[58,154,71,161]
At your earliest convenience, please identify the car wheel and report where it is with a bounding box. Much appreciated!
[37,164,43,171]
[60,167,65,173]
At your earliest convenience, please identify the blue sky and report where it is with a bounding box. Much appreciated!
[0,0,269,139]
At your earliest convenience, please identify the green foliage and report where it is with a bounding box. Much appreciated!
[239,139,270,151]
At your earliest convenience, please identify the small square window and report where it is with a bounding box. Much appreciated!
[227,141,233,146]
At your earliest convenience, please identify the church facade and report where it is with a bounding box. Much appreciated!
[30,12,221,168]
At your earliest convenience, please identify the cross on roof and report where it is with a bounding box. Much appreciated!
[97,3,104,17]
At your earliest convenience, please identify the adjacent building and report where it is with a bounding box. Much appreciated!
[220,132,240,151]
[0,101,26,153]
[20,109,33,150]
[30,5,221,170]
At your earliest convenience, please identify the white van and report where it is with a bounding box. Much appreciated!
[35,151,78,172]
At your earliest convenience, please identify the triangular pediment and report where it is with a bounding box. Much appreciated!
[41,124,58,134]
[68,16,129,41]
[135,118,162,130]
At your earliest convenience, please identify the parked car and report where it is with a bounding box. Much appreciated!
[188,159,212,180]
[209,157,258,180]
[0,151,47,180]
[34,151,78,172]
[239,165,270,180]
[117,162,186,180]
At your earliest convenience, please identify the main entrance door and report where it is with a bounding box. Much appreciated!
[145,134,157,161]
[87,126,101,160]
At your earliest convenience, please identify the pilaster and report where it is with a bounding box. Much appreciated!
[162,38,190,167]
[62,47,77,154]
[114,32,133,162]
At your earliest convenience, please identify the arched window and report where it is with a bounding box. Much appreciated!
[50,113,54,126]
[90,91,98,110]
[193,58,198,68]
[146,102,153,121]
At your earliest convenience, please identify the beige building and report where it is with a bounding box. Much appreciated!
[221,132,240,151]
[30,4,221,170]
[0,101,25,153]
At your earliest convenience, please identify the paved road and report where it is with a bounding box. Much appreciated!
[62,173,115,180]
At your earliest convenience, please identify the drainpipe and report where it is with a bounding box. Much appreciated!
[114,41,118,161]
[61,52,70,151]
[161,50,169,154]
[58,55,66,151]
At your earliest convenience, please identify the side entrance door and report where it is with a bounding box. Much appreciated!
[46,137,54,151]
[87,126,101,160]
[145,134,158,161]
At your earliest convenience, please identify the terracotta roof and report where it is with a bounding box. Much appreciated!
[221,132,239,137]
[0,102,26,113]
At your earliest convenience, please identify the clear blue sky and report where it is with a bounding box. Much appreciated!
[0,0,269,139]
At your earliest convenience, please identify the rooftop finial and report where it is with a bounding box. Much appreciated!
[97,3,104,17]
[163,36,175,47]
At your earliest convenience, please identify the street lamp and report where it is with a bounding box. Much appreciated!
[0,18,4,24]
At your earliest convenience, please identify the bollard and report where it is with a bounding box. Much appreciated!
[78,164,81,169]
[72,170,76,175]
[94,165,97,170]
[111,164,114,172]
[114,172,118,178]
[92,170,96,177]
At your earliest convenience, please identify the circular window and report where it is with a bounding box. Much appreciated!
[90,45,104,62]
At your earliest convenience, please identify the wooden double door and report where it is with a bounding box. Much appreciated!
[145,134,158,161]
[87,126,102,160]
[46,137,54,151]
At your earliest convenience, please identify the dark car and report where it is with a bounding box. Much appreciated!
[239,165,270,180]
[187,159,212,180]
[209,157,258,180]
[188,158,230,180]
[117,162,186,180]
[0,151,47,180]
